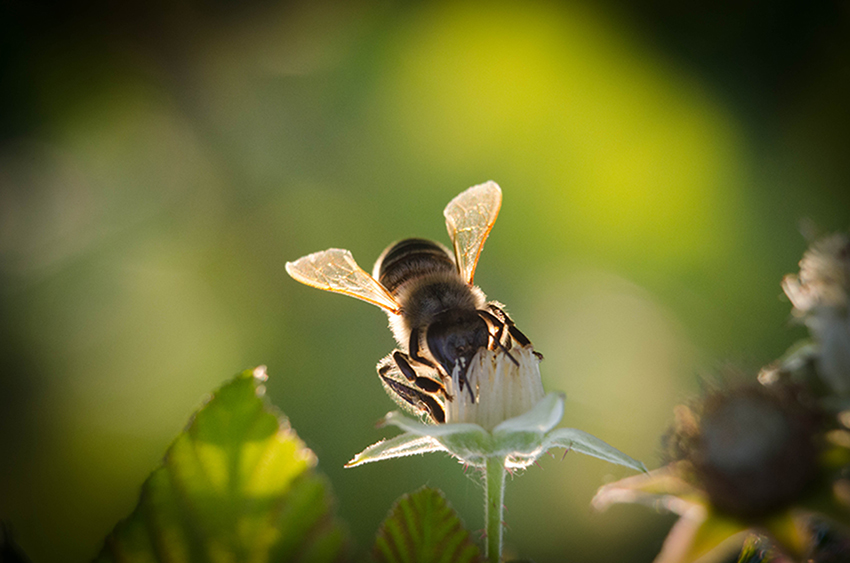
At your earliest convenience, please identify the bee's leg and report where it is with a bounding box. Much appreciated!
[507,324,532,347]
[476,310,505,349]
[477,310,519,366]
[487,303,542,359]
[378,371,446,423]
[479,310,507,348]
[486,302,508,319]
[408,327,438,370]
[389,350,451,398]
[486,304,516,344]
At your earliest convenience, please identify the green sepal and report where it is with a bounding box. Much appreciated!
[543,428,648,473]
[348,393,645,473]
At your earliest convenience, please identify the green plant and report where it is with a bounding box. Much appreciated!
[594,231,850,562]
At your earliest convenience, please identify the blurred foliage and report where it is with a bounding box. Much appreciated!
[0,1,848,562]
[94,368,348,563]
[1,523,33,563]
[372,487,481,563]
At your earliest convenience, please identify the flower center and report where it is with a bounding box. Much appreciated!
[445,346,544,431]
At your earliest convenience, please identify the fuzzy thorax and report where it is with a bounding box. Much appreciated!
[386,272,487,348]
[445,346,544,431]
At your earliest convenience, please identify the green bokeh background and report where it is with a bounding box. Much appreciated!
[1,1,848,562]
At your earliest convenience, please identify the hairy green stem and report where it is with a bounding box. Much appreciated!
[484,456,507,563]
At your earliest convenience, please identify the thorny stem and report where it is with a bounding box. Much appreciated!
[484,455,507,563]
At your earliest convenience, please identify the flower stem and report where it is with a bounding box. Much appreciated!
[484,455,507,563]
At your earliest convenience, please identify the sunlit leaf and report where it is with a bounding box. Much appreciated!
[373,487,482,563]
[93,367,348,563]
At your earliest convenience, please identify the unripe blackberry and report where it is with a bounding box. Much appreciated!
[668,383,822,519]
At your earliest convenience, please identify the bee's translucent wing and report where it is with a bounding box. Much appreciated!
[285,248,401,313]
[443,181,502,284]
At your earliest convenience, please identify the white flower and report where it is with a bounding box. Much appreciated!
[347,347,645,472]
[445,346,545,429]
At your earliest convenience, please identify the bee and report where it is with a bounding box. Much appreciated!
[285,181,539,423]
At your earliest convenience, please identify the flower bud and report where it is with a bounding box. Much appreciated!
[667,383,821,519]
[782,233,850,394]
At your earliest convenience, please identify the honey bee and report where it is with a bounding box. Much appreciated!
[285,181,539,423]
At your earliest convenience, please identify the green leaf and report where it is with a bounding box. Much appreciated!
[373,487,482,563]
[94,366,348,563]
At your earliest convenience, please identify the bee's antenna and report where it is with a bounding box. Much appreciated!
[498,341,520,366]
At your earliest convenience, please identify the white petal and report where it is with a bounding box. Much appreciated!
[493,392,565,435]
